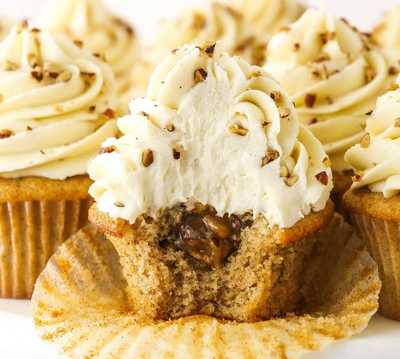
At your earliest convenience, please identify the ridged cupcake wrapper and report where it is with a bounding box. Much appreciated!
[0,199,90,299]
[350,212,400,321]
[32,215,381,359]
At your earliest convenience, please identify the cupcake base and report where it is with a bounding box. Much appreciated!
[344,189,400,321]
[31,214,380,359]
[89,201,335,322]
[0,176,92,299]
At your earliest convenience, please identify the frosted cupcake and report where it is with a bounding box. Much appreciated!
[0,22,118,298]
[265,9,391,208]
[152,1,267,67]
[41,0,140,111]
[88,44,334,322]
[228,0,305,40]
[344,76,400,321]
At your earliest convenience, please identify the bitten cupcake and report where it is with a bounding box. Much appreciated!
[41,0,140,111]
[88,44,334,322]
[151,1,267,67]
[0,22,118,298]
[344,76,400,321]
[228,0,305,40]
[265,9,391,208]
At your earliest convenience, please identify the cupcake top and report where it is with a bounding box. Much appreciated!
[229,0,305,39]
[265,9,390,172]
[0,23,118,180]
[345,76,400,198]
[152,2,266,66]
[42,0,139,100]
[373,6,400,62]
[89,45,332,228]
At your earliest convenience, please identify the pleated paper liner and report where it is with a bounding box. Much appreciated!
[32,214,381,359]
[0,198,90,299]
[350,212,400,321]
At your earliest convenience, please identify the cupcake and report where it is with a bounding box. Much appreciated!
[88,44,334,322]
[151,1,267,67]
[0,22,118,298]
[41,0,140,111]
[344,76,400,321]
[264,9,392,208]
[228,0,305,40]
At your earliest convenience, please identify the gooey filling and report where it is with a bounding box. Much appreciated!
[159,203,253,269]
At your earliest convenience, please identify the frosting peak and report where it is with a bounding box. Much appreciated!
[0,23,118,180]
[228,0,304,39]
[41,0,139,102]
[345,76,400,198]
[265,9,390,172]
[152,2,266,66]
[89,45,332,228]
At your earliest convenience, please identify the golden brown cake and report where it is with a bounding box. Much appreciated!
[0,22,118,298]
[90,201,334,322]
[344,76,400,321]
[88,45,334,322]
[0,176,91,298]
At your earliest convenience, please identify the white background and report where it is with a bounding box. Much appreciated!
[1,0,400,358]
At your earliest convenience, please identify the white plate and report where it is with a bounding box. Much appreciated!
[1,299,400,358]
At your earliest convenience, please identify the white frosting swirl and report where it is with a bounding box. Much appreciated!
[0,24,118,180]
[373,6,400,64]
[345,76,400,198]
[228,0,304,39]
[265,9,390,172]
[89,45,332,228]
[152,2,266,66]
[41,0,139,101]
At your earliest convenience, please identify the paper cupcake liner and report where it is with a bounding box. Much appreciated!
[350,212,400,321]
[32,214,380,359]
[0,199,90,299]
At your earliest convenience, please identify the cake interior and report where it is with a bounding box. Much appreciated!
[105,201,322,323]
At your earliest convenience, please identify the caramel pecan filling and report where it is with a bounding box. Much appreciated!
[159,204,253,269]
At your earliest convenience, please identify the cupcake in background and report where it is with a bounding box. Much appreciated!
[0,21,118,298]
[227,0,305,40]
[373,6,400,65]
[151,1,267,67]
[41,0,142,112]
[344,76,400,321]
[265,9,392,209]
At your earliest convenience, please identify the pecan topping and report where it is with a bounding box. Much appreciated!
[31,70,43,82]
[102,108,116,119]
[204,43,216,57]
[229,123,248,136]
[166,123,175,132]
[0,129,13,139]
[73,40,84,48]
[270,91,282,103]
[194,68,208,84]
[142,149,154,167]
[261,149,280,167]
[305,93,317,108]
[99,146,116,154]
[172,148,181,160]
[293,42,301,51]
[315,171,329,185]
